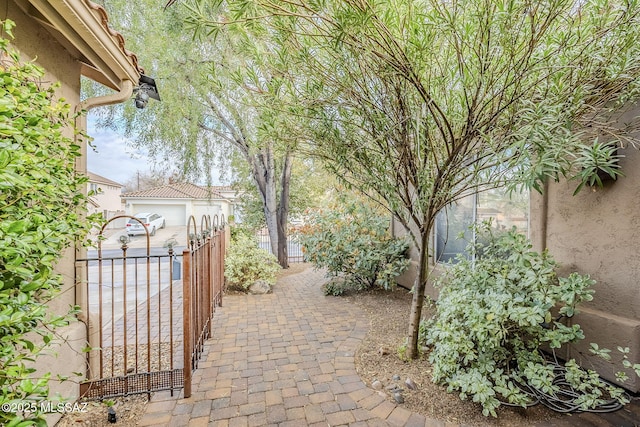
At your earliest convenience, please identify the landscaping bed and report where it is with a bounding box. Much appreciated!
[349,285,562,426]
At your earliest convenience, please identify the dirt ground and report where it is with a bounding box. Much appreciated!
[347,284,562,427]
[55,395,148,426]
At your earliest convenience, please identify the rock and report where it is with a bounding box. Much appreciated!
[392,374,401,381]
[371,380,383,390]
[393,392,404,404]
[248,280,272,294]
[405,378,417,390]
[378,347,390,356]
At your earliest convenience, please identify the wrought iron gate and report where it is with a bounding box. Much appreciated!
[182,214,225,398]
[76,215,225,399]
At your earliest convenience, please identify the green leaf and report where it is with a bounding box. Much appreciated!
[7,220,28,234]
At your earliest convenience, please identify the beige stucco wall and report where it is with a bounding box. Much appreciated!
[89,182,124,214]
[530,133,640,391]
[193,200,232,226]
[5,0,87,417]
[391,217,445,301]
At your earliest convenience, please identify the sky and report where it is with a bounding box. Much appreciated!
[86,115,153,185]
[86,114,227,186]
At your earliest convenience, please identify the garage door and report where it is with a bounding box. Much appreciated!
[132,204,186,227]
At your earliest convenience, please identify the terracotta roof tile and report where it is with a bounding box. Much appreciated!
[122,183,224,199]
[87,171,122,187]
[84,0,144,75]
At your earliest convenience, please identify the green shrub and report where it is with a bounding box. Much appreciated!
[297,201,409,295]
[421,223,625,416]
[0,20,96,426]
[225,229,281,291]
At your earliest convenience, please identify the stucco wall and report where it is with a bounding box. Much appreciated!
[126,198,233,227]
[90,183,124,214]
[5,0,87,416]
[391,217,446,301]
[530,135,640,391]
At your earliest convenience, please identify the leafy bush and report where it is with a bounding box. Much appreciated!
[0,20,95,426]
[297,201,409,295]
[225,228,281,291]
[572,140,623,195]
[421,223,625,416]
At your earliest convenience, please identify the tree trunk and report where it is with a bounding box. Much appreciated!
[263,153,280,259]
[249,148,278,255]
[276,152,292,268]
[248,145,290,269]
[407,228,430,359]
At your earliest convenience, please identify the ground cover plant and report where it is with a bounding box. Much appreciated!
[421,223,629,417]
[297,200,409,295]
[0,20,95,426]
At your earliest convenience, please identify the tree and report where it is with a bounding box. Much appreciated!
[183,0,640,358]
[232,154,336,230]
[120,169,175,192]
[89,0,311,267]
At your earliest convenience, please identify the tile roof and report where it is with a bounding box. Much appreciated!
[87,171,122,187]
[85,0,144,75]
[122,183,224,199]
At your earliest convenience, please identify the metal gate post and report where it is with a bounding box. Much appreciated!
[182,247,192,398]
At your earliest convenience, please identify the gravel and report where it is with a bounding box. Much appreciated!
[55,395,148,427]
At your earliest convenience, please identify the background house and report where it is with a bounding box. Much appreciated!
[7,0,145,417]
[87,171,125,228]
[122,182,237,226]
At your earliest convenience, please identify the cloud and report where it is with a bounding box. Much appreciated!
[86,119,154,184]
[86,116,227,186]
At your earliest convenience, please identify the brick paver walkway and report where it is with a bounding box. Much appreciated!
[138,267,436,427]
[138,266,640,427]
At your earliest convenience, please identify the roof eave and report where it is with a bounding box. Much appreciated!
[121,196,225,201]
[23,0,142,90]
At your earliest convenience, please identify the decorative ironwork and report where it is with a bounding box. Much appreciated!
[76,215,225,399]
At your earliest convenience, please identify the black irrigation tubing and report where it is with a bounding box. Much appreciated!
[498,353,628,414]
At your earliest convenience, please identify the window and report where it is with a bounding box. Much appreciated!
[435,188,529,263]
[89,183,103,194]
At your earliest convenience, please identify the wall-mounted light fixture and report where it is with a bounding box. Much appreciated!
[133,74,160,109]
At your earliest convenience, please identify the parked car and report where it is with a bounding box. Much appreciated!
[126,213,166,236]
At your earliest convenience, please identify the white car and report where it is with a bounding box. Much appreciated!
[126,213,166,236]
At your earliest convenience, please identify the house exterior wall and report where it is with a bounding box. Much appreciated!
[193,201,231,224]
[125,198,232,227]
[89,181,123,215]
[88,177,125,228]
[126,200,188,226]
[5,0,87,414]
[530,135,640,392]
